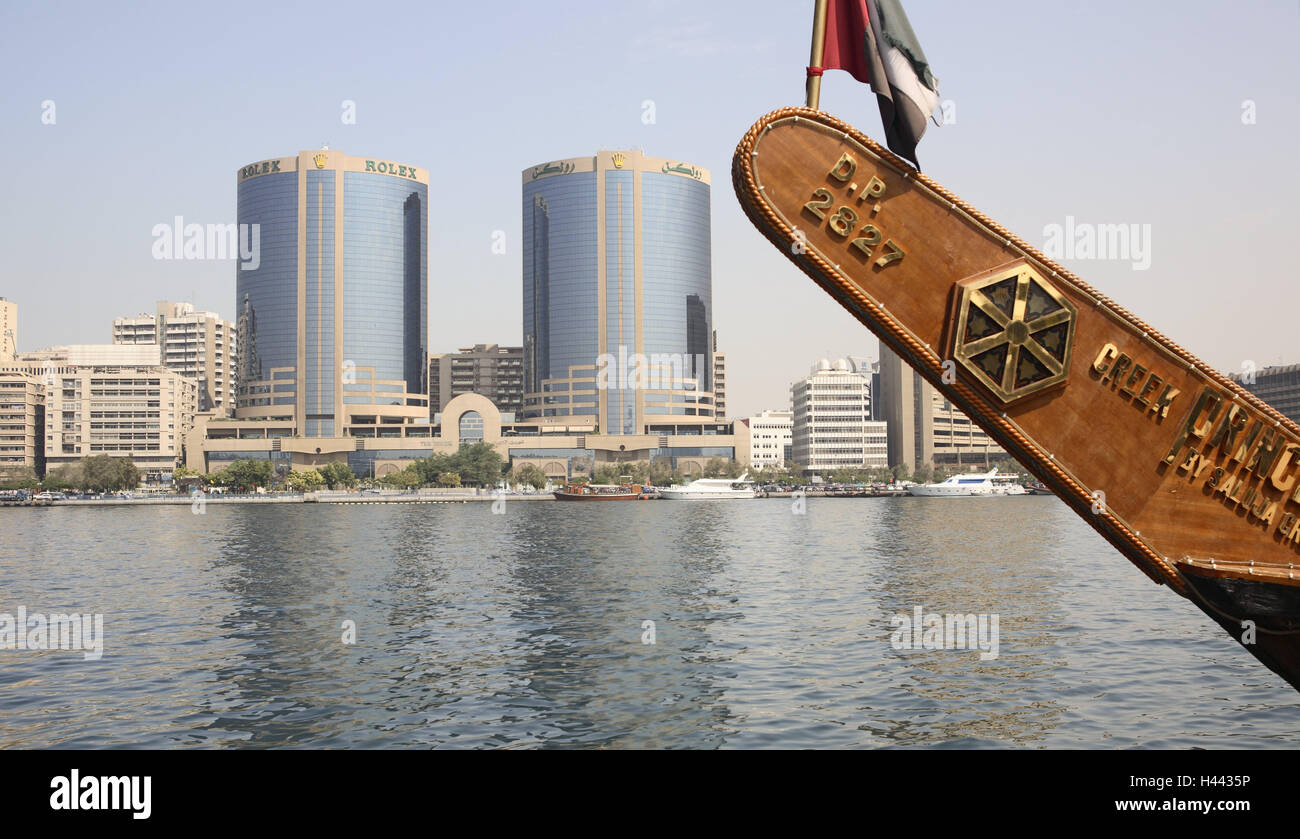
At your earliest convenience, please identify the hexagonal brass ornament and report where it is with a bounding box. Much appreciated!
[952,262,1077,403]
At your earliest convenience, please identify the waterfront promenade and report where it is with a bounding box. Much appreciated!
[6,489,555,507]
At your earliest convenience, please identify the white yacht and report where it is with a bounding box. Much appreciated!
[659,474,757,500]
[908,469,1026,497]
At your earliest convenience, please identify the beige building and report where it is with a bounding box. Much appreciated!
[0,371,44,478]
[877,341,1004,471]
[113,301,236,415]
[930,390,1003,468]
[0,297,16,362]
[19,344,161,368]
[428,344,523,419]
[188,392,749,482]
[42,365,197,482]
[713,349,727,420]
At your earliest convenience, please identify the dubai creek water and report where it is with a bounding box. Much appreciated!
[2,496,1298,749]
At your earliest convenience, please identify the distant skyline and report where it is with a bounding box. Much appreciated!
[2,0,1297,419]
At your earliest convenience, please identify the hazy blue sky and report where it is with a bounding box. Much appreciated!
[2,0,1297,418]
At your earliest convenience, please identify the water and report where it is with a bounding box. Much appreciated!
[1,496,1297,748]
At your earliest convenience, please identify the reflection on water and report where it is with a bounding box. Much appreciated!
[865,499,1069,745]
[0,497,1297,748]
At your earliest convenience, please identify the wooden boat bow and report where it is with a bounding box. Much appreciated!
[734,107,1300,690]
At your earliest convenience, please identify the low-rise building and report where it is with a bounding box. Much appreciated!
[188,392,749,483]
[742,409,792,468]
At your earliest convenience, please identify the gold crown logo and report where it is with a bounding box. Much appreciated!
[611,153,626,169]
[313,153,328,169]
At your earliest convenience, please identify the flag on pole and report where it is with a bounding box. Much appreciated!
[814,0,940,168]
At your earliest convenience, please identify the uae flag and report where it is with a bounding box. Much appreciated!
[817,0,940,168]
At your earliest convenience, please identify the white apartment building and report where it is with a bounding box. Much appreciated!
[743,409,792,467]
[113,301,235,415]
[791,359,888,476]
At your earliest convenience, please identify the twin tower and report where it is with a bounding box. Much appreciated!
[235,148,717,439]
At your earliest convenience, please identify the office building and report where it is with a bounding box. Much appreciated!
[428,344,523,418]
[185,149,751,479]
[113,301,236,415]
[1231,363,1300,425]
[235,148,428,436]
[877,341,1004,470]
[930,390,1002,467]
[743,409,793,468]
[521,150,722,435]
[41,365,197,483]
[791,359,887,476]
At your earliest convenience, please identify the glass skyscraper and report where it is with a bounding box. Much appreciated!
[235,149,428,437]
[521,150,718,435]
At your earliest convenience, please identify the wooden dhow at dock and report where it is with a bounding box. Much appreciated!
[733,107,1300,691]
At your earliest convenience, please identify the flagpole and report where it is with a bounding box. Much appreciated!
[806,0,830,109]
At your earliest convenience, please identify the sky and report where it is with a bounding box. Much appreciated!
[2,0,1297,419]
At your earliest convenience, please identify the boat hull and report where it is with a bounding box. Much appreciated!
[908,487,994,497]
[658,490,756,500]
[733,107,1300,691]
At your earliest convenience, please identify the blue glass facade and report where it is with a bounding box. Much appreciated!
[523,173,597,390]
[642,173,712,392]
[521,154,712,435]
[343,172,427,397]
[236,172,298,406]
[236,154,427,437]
[604,170,635,434]
[305,169,335,435]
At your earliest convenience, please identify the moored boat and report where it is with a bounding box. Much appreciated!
[658,474,757,500]
[553,482,649,501]
[909,469,997,497]
[909,470,1026,496]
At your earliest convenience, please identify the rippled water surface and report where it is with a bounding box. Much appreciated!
[2,497,1297,748]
